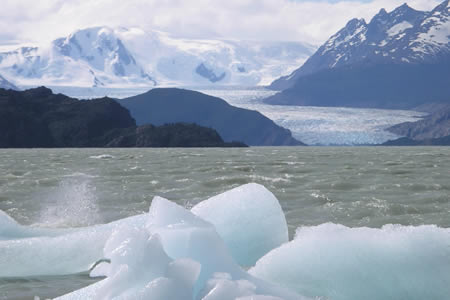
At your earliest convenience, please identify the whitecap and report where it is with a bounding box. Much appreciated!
[89,154,115,159]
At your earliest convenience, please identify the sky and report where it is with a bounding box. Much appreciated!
[0,0,442,46]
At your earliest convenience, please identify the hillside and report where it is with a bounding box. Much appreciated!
[382,135,450,146]
[0,87,246,148]
[387,103,450,140]
[116,88,304,146]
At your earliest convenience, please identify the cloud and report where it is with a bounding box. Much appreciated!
[0,0,442,46]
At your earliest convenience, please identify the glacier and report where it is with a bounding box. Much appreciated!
[194,88,427,146]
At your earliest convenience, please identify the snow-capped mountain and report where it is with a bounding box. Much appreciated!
[0,27,315,88]
[272,0,450,90]
[0,27,154,88]
[0,74,18,90]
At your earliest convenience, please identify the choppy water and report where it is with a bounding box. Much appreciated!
[1,147,449,299]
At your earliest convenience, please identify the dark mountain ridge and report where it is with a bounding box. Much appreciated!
[0,87,246,148]
[267,0,450,109]
[382,135,450,146]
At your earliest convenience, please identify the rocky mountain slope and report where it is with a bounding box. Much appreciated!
[382,135,450,146]
[0,87,245,148]
[0,27,315,88]
[0,74,18,90]
[116,88,304,146]
[387,102,450,140]
[267,0,450,109]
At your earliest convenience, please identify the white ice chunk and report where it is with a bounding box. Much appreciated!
[192,183,288,266]
[58,228,201,300]
[57,197,305,300]
[0,183,288,278]
[198,273,257,300]
[249,223,450,300]
[0,213,147,277]
[0,209,74,241]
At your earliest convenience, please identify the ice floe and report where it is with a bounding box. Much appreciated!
[0,183,286,278]
[56,196,303,300]
[249,223,450,300]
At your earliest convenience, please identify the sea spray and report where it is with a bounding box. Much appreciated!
[36,174,101,228]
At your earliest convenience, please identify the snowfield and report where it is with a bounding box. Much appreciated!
[0,27,315,88]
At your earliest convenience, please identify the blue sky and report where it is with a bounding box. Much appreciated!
[0,0,442,46]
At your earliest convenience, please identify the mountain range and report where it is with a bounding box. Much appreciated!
[0,27,315,88]
[267,0,450,109]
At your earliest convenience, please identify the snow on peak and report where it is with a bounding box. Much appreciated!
[52,27,153,84]
[289,0,449,78]
[0,26,315,88]
[0,74,18,90]
[387,21,414,37]
[321,18,368,53]
[409,0,450,56]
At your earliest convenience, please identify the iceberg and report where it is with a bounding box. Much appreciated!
[192,183,288,266]
[0,183,288,278]
[249,223,450,300]
[57,197,304,300]
[0,211,148,277]
[0,209,74,240]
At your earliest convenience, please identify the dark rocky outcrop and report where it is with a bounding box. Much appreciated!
[105,123,247,148]
[0,87,247,148]
[387,103,450,140]
[382,135,450,146]
[116,88,304,146]
[195,63,226,83]
[0,87,134,148]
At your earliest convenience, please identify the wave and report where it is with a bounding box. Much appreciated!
[89,154,115,159]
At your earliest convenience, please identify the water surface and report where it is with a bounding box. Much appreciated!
[1,147,449,299]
